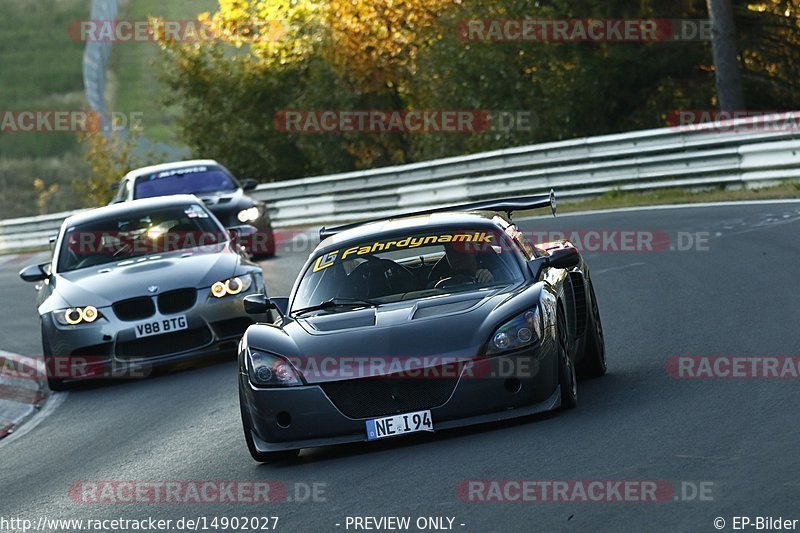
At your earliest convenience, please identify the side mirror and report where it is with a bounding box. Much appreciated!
[547,247,580,269]
[19,263,50,282]
[244,293,275,315]
[270,297,289,316]
[227,224,258,243]
[241,179,258,191]
[527,256,547,279]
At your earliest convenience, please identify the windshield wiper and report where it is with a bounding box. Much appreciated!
[292,298,380,316]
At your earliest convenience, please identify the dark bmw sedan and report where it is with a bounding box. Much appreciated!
[112,160,276,258]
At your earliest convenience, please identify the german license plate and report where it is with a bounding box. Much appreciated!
[135,315,188,338]
[366,410,433,441]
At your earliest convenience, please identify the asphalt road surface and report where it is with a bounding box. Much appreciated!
[1,202,799,533]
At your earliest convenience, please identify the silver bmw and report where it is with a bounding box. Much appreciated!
[19,195,265,390]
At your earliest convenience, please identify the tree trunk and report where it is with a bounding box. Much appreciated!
[706,0,746,110]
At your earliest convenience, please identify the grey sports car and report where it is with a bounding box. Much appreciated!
[19,195,265,390]
[238,193,606,462]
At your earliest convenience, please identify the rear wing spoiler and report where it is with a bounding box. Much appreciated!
[319,189,557,241]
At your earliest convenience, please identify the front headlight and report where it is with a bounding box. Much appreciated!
[485,307,543,356]
[54,306,103,325]
[237,206,261,223]
[210,275,253,298]
[247,350,303,387]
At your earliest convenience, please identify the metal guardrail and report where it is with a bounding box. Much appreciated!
[253,113,800,226]
[1,113,798,253]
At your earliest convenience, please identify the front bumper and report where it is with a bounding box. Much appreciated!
[43,287,259,382]
[240,347,561,452]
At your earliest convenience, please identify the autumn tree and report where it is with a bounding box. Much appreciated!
[33,178,59,215]
[735,0,800,110]
[159,0,800,181]
[75,130,143,206]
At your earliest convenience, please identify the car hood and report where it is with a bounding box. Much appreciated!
[196,189,256,225]
[245,284,542,383]
[52,248,242,308]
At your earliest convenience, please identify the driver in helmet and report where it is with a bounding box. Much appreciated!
[443,242,495,283]
[429,239,510,288]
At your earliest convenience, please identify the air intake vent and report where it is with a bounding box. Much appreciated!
[320,362,462,419]
[113,297,155,321]
[157,288,197,315]
[568,272,587,336]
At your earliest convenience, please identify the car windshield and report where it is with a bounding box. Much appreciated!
[57,204,225,272]
[292,227,524,314]
[133,165,238,199]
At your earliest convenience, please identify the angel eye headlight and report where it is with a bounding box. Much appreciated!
[64,308,83,325]
[81,305,99,323]
[210,275,252,298]
[54,306,103,325]
[211,282,227,298]
[226,277,243,295]
[237,206,261,223]
[485,307,542,356]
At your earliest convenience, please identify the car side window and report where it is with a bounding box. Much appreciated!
[505,227,534,260]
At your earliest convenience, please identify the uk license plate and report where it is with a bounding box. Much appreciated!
[134,315,188,338]
[366,410,433,441]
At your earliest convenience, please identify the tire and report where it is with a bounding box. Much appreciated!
[577,281,607,378]
[41,331,69,392]
[557,307,577,409]
[239,388,300,463]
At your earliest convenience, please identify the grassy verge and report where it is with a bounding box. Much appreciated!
[109,0,215,144]
[554,181,800,215]
[0,0,87,158]
[0,0,213,217]
[0,154,89,218]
